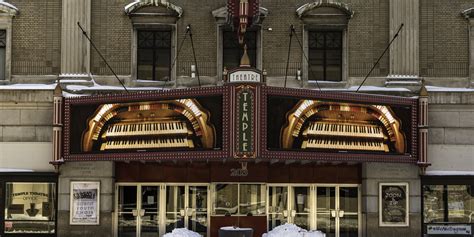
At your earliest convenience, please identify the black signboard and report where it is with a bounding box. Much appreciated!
[379,183,409,226]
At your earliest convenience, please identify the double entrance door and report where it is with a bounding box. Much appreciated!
[116,184,209,237]
[268,185,360,237]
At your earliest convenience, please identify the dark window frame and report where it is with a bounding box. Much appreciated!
[137,30,172,81]
[308,30,342,81]
[0,173,58,237]
[421,176,474,235]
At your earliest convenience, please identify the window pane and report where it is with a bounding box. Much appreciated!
[137,49,153,80]
[155,48,171,81]
[138,31,154,48]
[239,184,266,216]
[308,31,342,81]
[309,49,324,81]
[214,184,238,215]
[137,30,171,81]
[326,49,342,81]
[4,182,56,234]
[447,185,473,223]
[423,185,445,223]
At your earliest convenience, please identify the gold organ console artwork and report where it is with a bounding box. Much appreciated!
[281,100,406,153]
[82,99,216,152]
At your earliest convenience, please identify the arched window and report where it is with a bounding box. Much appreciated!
[296,1,353,84]
[125,0,182,82]
[0,0,18,83]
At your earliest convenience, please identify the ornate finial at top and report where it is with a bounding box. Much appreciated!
[240,44,251,67]
[419,79,428,97]
[54,80,63,97]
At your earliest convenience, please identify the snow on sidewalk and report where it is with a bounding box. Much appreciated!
[163,228,202,237]
[262,223,326,237]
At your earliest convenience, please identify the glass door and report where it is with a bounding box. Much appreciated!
[140,186,160,237]
[187,186,208,236]
[164,185,185,233]
[117,186,138,237]
[316,186,336,237]
[117,185,160,237]
[268,186,289,230]
[291,186,311,230]
[316,185,359,237]
[338,186,359,237]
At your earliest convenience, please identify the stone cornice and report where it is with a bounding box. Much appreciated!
[296,0,353,19]
[462,7,474,19]
[0,1,18,16]
[124,0,182,17]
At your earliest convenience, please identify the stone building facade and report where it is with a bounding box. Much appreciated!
[0,0,472,236]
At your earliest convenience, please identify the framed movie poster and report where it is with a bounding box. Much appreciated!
[70,181,100,225]
[379,182,409,227]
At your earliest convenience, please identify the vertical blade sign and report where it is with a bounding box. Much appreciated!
[235,86,256,158]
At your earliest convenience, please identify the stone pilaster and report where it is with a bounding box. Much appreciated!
[60,0,91,78]
[468,18,474,88]
[386,0,421,88]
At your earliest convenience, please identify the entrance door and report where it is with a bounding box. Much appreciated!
[117,186,138,237]
[316,186,359,237]
[291,186,312,230]
[267,185,312,231]
[268,186,289,230]
[117,185,160,237]
[187,186,209,236]
[165,185,209,236]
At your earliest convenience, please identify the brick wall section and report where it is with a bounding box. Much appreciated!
[10,0,61,75]
[420,0,471,77]
[91,0,131,75]
[172,0,221,77]
[6,0,472,79]
[346,0,389,77]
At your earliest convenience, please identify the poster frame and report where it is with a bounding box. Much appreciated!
[69,181,100,225]
[379,182,410,227]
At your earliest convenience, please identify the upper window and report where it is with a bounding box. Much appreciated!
[137,30,172,81]
[223,30,257,70]
[308,31,342,81]
[0,30,6,80]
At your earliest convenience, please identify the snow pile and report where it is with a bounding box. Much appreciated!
[262,223,325,237]
[163,228,202,237]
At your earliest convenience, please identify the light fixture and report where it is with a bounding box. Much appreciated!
[191,65,196,79]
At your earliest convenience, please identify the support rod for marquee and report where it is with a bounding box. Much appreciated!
[163,25,190,89]
[188,25,202,87]
[356,23,404,92]
[291,27,321,91]
[283,25,294,88]
[77,22,129,93]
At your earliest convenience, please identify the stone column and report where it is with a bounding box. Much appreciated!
[60,0,91,78]
[468,18,474,87]
[461,9,473,87]
[386,0,421,87]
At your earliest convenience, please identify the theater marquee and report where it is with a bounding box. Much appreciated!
[60,84,420,163]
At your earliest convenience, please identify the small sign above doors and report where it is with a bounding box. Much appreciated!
[226,68,263,84]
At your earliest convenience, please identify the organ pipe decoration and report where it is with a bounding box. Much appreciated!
[281,100,406,153]
[82,99,215,152]
[417,84,430,173]
[51,84,64,170]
